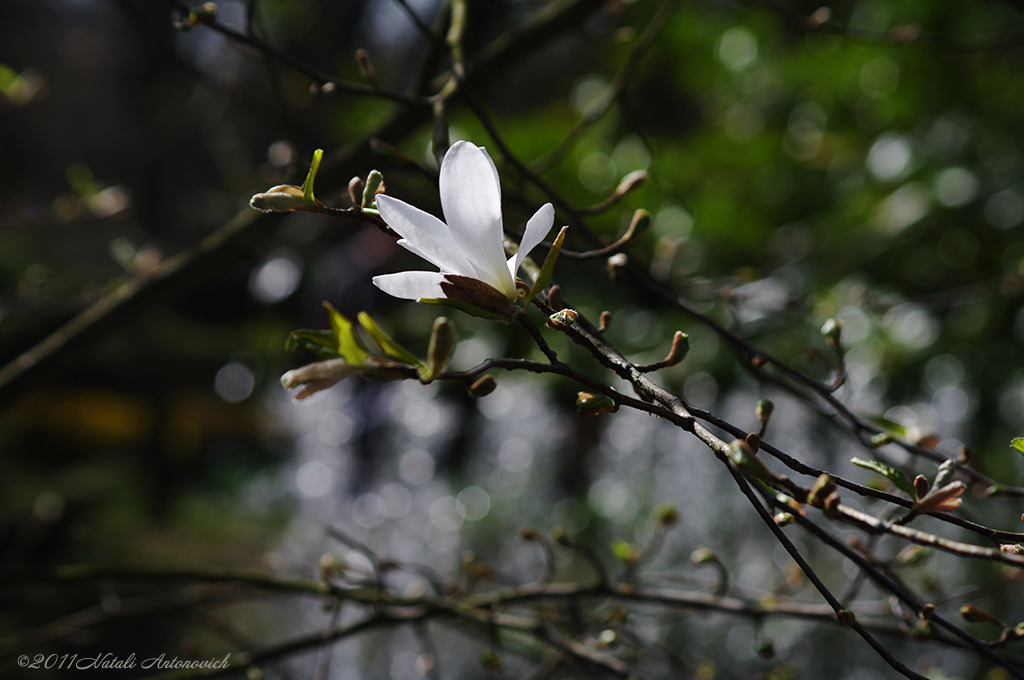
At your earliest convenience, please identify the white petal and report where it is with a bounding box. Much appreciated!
[372,271,447,301]
[377,194,484,277]
[439,142,510,291]
[509,203,555,280]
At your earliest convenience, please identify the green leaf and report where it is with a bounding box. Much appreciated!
[300,148,324,203]
[851,457,916,498]
[357,312,422,366]
[323,302,369,365]
[1012,438,1024,456]
[285,329,338,359]
[861,414,907,439]
[524,225,568,306]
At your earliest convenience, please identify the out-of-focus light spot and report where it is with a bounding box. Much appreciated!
[884,303,939,350]
[924,354,964,391]
[430,496,463,532]
[318,411,354,446]
[351,493,385,528]
[984,189,1024,230]
[456,486,490,521]
[837,305,871,345]
[934,167,978,207]
[867,134,912,182]
[859,57,900,97]
[723,104,764,143]
[404,401,440,437]
[498,438,533,472]
[937,229,979,268]
[378,483,412,519]
[783,120,823,161]
[932,385,971,422]
[611,135,651,172]
[33,491,65,521]
[579,152,617,192]
[250,249,302,304]
[399,449,435,485]
[571,75,607,115]
[718,27,758,72]
[684,372,718,407]
[215,362,254,403]
[267,140,296,168]
[773,222,814,260]
[296,461,332,498]
[478,385,514,420]
[653,204,693,238]
[924,117,968,158]
[588,479,640,520]
[553,497,590,533]
[871,183,932,234]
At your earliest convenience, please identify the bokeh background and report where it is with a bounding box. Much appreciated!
[3,0,1024,677]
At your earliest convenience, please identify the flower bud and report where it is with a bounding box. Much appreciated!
[423,316,457,382]
[249,185,310,212]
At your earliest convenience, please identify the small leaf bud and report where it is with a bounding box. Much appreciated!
[547,308,578,330]
[576,391,618,415]
[914,481,965,514]
[547,284,563,310]
[615,170,648,197]
[751,354,768,368]
[480,649,500,672]
[836,609,856,627]
[744,432,760,452]
[913,474,930,500]
[518,526,540,541]
[354,48,376,85]
[822,491,841,519]
[919,604,935,621]
[870,432,894,448]
[318,552,346,580]
[960,604,1003,626]
[550,526,570,546]
[690,547,718,565]
[599,310,612,331]
[934,458,956,488]
[806,6,831,29]
[468,374,497,398]
[361,169,385,208]
[958,445,972,464]
[807,474,836,508]
[653,502,679,527]
[1000,544,1024,555]
[347,176,365,206]
[611,539,640,565]
[607,253,628,280]
[821,318,842,350]
[773,512,794,527]
[894,544,931,566]
[756,398,774,422]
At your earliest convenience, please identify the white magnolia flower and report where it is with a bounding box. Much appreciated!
[372,141,555,315]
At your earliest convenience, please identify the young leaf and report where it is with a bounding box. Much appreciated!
[524,225,568,306]
[358,312,422,366]
[323,302,369,365]
[300,148,324,203]
[1012,437,1024,456]
[285,329,338,359]
[851,457,916,498]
